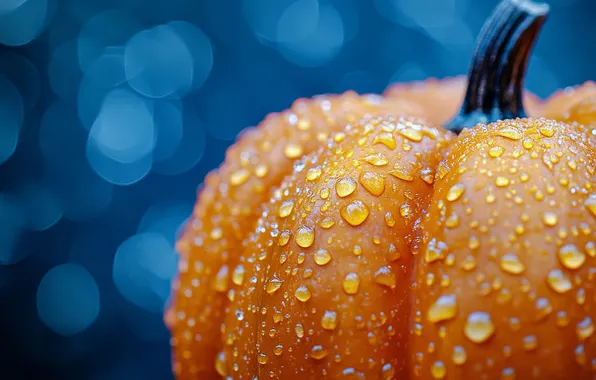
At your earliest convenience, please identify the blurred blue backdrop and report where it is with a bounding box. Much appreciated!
[0,0,593,379]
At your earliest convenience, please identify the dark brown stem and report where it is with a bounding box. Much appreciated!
[445,0,549,134]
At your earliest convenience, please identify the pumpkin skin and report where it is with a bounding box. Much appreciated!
[166,1,596,379]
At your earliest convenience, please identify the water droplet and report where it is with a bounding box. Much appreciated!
[213,265,229,292]
[500,254,525,274]
[352,245,362,256]
[542,212,558,227]
[314,248,332,266]
[427,294,458,323]
[577,317,594,340]
[384,212,396,227]
[295,225,315,248]
[535,297,552,320]
[215,351,227,376]
[274,344,283,356]
[210,227,223,240]
[362,153,389,166]
[495,176,510,187]
[523,335,538,351]
[279,230,291,246]
[575,344,586,365]
[502,368,516,380]
[381,363,395,379]
[584,196,596,219]
[374,266,396,289]
[373,132,396,149]
[546,269,572,293]
[445,213,460,228]
[558,244,586,270]
[420,168,435,184]
[452,346,467,365]
[277,200,295,218]
[255,163,269,177]
[496,126,523,140]
[295,285,311,302]
[310,345,327,360]
[464,311,495,343]
[359,171,385,196]
[539,124,555,137]
[446,184,465,202]
[266,275,283,294]
[319,217,335,229]
[342,272,361,294]
[489,146,505,158]
[340,200,370,226]
[306,167,322,181]
[336,177,357,197]
[431,360,446,379]
[321,310,337,330]
[258,352,268,364]
[232,264,244,286]
[389,167,414,182]
[230,168,250,186]
[284,143,303,159]
[295,323,304,338]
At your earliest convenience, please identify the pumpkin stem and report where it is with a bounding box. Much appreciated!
[445,0,549,134]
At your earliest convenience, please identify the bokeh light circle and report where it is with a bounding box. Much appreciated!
[0,0,51,46]
[0,75,24,166]
[112,232,178,313]
[36,263,100,336]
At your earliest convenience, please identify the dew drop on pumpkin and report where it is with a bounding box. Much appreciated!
[274,345,283,356]
[215,351,227,376]
[446,184,465,202]
[310,345,327,360]
[359,171,385,196]
[362,153,389,166]
[340,200,370,226]
[314,248,332,266]
[399,128,423,142]
[496,126,523,140]
[539,124,555,137]
[489,146,505,158]
[306,167,322,181]
[546,269,572,293]
[584,196,596,218]
[575,345,586,365]
[213,265,229,292]
[373,132,396,149]
[277,200,295,218]
[295,285,311,302]
[431,361,446,379]
[577,317,594,340]
[381,363,395,379]
[336,177,357,198]
[230,168,250,186]
[535,297,552,320]
[279,230,291,246]
[295,225,315,248]
[427,294,458,323]
[266,275,283,294]
[352,245,362,256]
[523,335,538,351]
[258,353,268,364]
[319,217,335,229]
[320,188,330,199]
[321,310,338,330]
[585,242,595,257]
[284,143,303,159]
[452,346,467,365]
[389,167,415,182]
[374,266,396,289]
[495,176,510,187]
[464,311,495,343]
[558,244,586,269]
[420,168,435,184]
[445,213,460,228]
[255,163,269,178]
[542,212,558,227]
[342,272,361,294]
[210,227,223,240]
[384,212,396,227]
[232,264,244,286]
[295,323,304,338]
[500,254,525,274]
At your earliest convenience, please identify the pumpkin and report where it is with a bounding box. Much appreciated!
[165,1,596,379]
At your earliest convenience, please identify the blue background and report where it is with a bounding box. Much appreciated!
[0,0,593,379]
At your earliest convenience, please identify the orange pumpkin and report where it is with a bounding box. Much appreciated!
[166,1,596,379]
